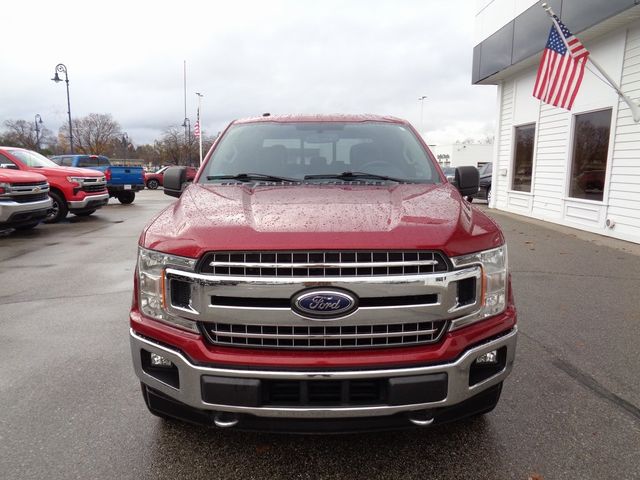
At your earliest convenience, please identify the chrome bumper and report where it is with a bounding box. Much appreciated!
[130,326,517,418]
[0,197,52,222]
[68,193,109,209]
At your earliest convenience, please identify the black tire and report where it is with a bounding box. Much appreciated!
[74,209,96,217]
[117,191,135,204]
[44,190,68,223]
[14,221,40,230]
[147,179,159,190]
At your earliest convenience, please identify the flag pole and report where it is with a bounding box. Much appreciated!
[196,92,204,165]
[542,3,640,122]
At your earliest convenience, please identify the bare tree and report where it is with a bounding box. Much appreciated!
[59,113,122,154]
[2,119,55,151]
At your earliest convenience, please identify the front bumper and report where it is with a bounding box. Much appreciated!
[68,193,109,209]
[131,326,517,422]
[0,197,52,223]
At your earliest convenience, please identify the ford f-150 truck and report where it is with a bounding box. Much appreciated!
[130,114,517,433]
[0,168,52,231]
[51,154,145,204]
[0,147,108,223]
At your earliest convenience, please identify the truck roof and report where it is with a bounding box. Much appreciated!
[232,114,408,125]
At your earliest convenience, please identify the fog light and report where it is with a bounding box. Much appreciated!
[150,352,173,367]
[476,350,498,364]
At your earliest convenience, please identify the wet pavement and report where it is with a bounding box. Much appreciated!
[1,190,639,479]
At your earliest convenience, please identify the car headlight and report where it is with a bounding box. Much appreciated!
[0,182,10,195]
[137,247,198,332]
[450,245,508,330]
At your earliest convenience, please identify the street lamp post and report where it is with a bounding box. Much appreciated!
[418,95,427,137]
[122,133,129,161]
[196,92,204,165]
[182,117,191,165]
[34,114,43,152]
[51,63,74,154]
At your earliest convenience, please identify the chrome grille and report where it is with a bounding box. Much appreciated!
[199,251,449,277]
[200,320,447,349]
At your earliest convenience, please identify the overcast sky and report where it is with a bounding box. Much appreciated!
[0,0,496,147]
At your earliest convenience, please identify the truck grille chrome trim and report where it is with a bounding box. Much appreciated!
[200,320,447,349]
[199,250,449,277]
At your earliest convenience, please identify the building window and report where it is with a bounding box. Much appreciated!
[569,109,612,201]
[512,123,535,192]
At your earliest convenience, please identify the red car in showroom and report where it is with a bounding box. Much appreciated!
[145,166,198,190]
[0,147,108,223]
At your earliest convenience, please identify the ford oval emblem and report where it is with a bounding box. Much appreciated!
[292,289,358,320]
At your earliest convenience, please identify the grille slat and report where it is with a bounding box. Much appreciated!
[200,250,448,277]
[202,320,446,349]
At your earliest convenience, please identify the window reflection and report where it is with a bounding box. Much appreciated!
[512,124,535,192]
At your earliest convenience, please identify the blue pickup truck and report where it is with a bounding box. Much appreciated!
[50,155,145,204]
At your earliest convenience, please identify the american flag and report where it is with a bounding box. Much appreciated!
[533,15,589,110]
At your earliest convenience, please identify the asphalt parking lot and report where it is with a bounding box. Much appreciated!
[1,189,639,480]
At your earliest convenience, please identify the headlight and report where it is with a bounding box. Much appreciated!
[450,245,508,330]
[67,176,84,186]
[137,247,198,332]
[0,182,10,195]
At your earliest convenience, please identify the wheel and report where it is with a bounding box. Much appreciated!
[147,179,159,190]
[486,187,492,205]
[74,209,96,217]
[117,191,135,204]
[44,191,68,223]
[14,221,40,230]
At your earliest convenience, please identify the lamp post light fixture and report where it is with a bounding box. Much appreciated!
[34,114,43,152]
[51,63,74,154]
[418,95,427,137]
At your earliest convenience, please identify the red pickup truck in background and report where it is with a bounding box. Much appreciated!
[0,168,52,231]
[144,166,198,190]
[0,147,109,223]
[130,114,516,433]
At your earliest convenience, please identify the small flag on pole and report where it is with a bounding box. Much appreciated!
[533,14,589,110]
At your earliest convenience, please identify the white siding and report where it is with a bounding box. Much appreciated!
[494,81,514,210]
[608,25,640,242]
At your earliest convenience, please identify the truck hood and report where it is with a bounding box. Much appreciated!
[0,169,47,183]
[32,166,104,177]
[142,183,503,258]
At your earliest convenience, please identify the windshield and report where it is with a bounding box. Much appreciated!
[200,122,440,183]
[9,149,59,168]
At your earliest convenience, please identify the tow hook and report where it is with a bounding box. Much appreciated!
[213,412,239,428]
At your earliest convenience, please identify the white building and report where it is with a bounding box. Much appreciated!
[474,0,640,244]
[430,143,493,168]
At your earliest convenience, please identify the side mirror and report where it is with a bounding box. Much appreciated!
[164,166,187,198]
[454,166,480,197]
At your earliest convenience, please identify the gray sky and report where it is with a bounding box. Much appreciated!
[0,0,496,147]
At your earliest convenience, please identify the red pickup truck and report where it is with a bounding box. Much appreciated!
[130,114,517,432]
[0,147,109,223]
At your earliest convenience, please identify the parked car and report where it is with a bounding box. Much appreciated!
[144,166,198,189]
[130,114,516,432]
[0,168,52,231]
[468,162,492,203]
[0,147,108,223]
[50,154,145,204]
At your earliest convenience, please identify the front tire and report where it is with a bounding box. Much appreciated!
[117,191,135,204]
[147,179,159,190]
[44,191,68,223]
[486,187,492,205]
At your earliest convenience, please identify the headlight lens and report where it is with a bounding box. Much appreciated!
[67,176,84,186]
[137,247,198,332]
[450,245,508,330]
[0,182,10,195]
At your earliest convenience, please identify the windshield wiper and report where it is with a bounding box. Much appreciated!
[206,173,299,183]
[303,171,407,182]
